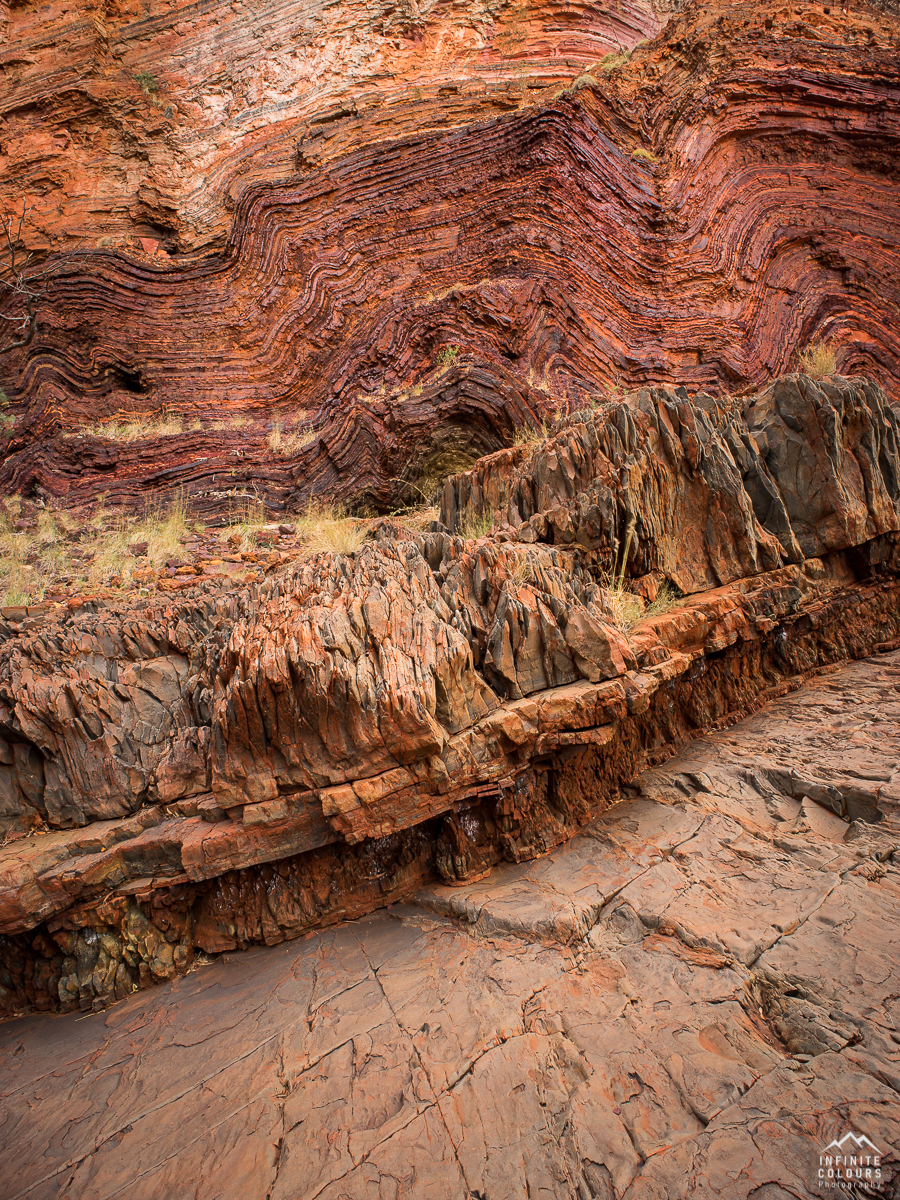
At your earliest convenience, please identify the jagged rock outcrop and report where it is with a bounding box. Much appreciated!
[0,373,898,1015]
[443,373,900,592]
[1,0,899,514]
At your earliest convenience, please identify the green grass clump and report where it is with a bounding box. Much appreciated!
[435,345,460,369]
[599,50,631,71]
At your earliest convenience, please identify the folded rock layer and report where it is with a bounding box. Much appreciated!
[0,373,898,1015]
[0,0,898,514]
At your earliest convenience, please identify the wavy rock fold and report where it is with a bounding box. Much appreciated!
[0,0,898,513]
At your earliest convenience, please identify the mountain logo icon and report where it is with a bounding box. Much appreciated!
[822,1132,883,1155]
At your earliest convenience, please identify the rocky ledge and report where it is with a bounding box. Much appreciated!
[0,371,898,1017]
[1,650,898,1199]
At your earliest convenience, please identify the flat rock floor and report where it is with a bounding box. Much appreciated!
[3,653,900,1200]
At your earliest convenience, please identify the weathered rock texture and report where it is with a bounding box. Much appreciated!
[443,373,900,592]
[1,651,899,1200]
[0,373,898,1015]
[1,0,899,513]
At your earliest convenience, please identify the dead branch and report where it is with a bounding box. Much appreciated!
[0,201,83,355]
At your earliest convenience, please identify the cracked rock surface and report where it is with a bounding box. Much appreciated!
[2,652,899,1199]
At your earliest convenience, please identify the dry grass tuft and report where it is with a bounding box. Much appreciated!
[85,499,189,589]
[458,508,494,540]
[512,421,550,447]
[508,556,533,585]
[0,496,71,606]
[208,416,254,431]
[602,585,644,632]
[268,419,317,456]
[797,341,837,379]
[78,415,199,441]
[298,503,369,556]
[391,504,439,532]
[282,427,318,455]
[602,580,680,632]
[0,391,15,440]
[218,495,269,548]
[76,414,258,441]
[643,583,681,621]
[0,495,191,606]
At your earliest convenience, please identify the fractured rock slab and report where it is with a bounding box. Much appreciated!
[1,653,899,1199]
[1,375,898,1015]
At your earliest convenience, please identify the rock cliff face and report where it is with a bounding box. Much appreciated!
[0,0,899,515]
[1,373,898,1015]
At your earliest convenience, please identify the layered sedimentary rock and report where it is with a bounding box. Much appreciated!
[2,651,899,1200]
[1,0,899,514]
[0,0,664,252]
[0,372,898,1015]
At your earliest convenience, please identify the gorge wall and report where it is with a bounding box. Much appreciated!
[1,3,900,1197]
[0,0,898,516]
